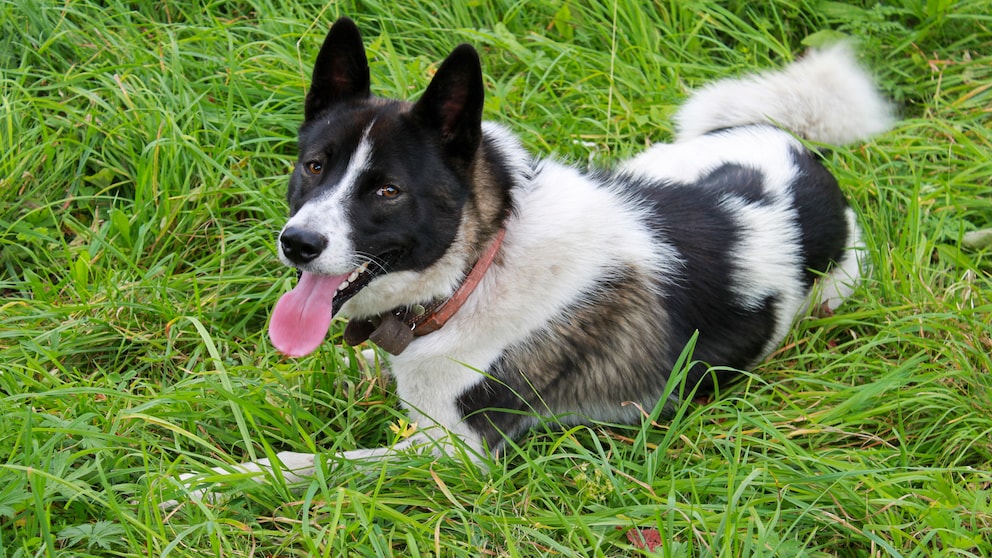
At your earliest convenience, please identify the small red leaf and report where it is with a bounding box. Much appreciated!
[626,527,662,551]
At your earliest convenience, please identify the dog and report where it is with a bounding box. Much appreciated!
[169,17,892,504]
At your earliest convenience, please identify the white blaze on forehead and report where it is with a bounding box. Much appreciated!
[278,123,376,275]
[335,122,376,200]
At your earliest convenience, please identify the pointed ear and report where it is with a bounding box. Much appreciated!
[412,44,484,160]
[305,17,371,121]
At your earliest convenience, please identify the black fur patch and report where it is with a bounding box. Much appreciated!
[637,165,780,387]
[788,147,851,286]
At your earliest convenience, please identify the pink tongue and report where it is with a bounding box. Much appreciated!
[269,272,349,357]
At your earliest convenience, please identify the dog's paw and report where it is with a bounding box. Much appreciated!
[157,471,220,511]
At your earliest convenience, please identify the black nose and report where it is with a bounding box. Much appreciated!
[280,226,328,265]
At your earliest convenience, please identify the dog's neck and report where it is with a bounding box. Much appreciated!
[342,227,506,355]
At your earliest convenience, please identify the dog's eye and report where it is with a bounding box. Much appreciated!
[376,184,401,198]
[305,161,323,175]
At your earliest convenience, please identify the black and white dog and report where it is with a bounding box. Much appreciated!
[176,17,892,499]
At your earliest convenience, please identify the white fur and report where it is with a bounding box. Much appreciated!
[674,43,894,144]
[816,208,868,311]
[621,126,802,184]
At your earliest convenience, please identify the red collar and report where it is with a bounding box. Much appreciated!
[410,226,506,337]
[342,227,506,354]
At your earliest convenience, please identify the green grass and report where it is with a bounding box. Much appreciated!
[2,0,991,555]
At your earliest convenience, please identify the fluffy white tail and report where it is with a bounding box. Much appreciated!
[675,43,894,145]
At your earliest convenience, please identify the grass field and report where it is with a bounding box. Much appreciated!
[2,0,991,556]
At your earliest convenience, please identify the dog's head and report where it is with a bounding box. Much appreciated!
[268,17,494,357]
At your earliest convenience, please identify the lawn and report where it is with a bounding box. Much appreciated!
[2,0,991,556]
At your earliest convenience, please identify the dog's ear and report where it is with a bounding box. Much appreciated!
[305,17,371,120]
[412,44,484,161]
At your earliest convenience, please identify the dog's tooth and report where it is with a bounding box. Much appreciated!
[357,262,369,274]
[338,280,350,291]
[348,270,359,282]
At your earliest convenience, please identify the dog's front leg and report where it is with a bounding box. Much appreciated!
[217,450,318,483]
[157,450,316,510]
[158,437,428,511]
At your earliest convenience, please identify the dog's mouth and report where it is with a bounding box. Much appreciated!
[330,261,374,309]
[268,261,376,357]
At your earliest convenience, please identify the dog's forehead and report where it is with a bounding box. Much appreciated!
[298,99,410,155]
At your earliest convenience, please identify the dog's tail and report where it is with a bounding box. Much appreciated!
[674,43,894,145]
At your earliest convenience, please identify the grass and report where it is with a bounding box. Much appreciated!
[1,0,991,555]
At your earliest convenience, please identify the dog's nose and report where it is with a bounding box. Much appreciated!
[280,226,328,265]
